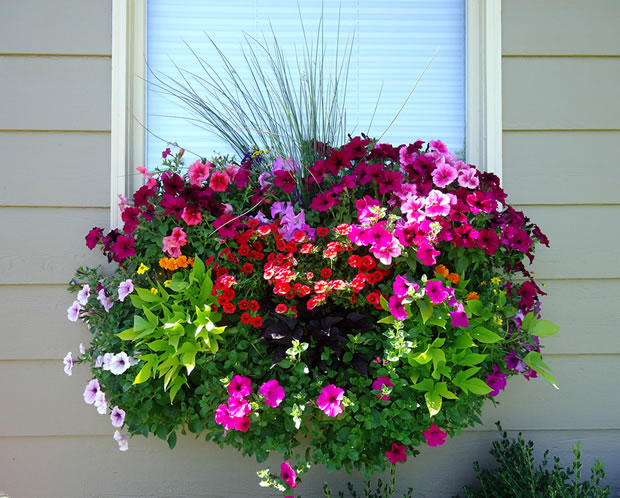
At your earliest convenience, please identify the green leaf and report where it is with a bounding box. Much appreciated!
[167,431,177,449]
[411,379,434,392]
[406,253,417,273]
[455,254,469,275]
[463,378,493,395]
[146,339,169,352]
[424,391,442,417]
[416,298,433,324]
[426,317,447,328]
[142,306,159,326]
[193,256,206,282]
[379,294,390,313]
[377,315,395,325]
[198,273,214,306]
[409,346,432,365]
[434,382,458,400]
[457,353,488,367]
[471,326,502,344]
[169,272,189,292]
[117,327,138,341]
[523,351,558,388]
[133,362,152,385]
[431,337,446,349]
[466,299,483,316]
[531,319,560,337]
[522,312,536,332]
[430,348,446,373]
[136,287,162,303]
[169,376,186,403]
[454,333,475,349]
[181,350,197,375]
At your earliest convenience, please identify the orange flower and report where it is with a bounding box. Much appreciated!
[434,264,449,278]
[466,291,480,301]
[176,255,188,268]
[447,272,460,285]
[159,257,169,269]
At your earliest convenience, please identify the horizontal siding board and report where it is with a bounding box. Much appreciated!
[502,58,620,130]
[502,0,620,55]
[539,280,620,355]
[0,431,618,497]
[4,280,618,361]
[503,131,620,205]
[1,356,617,438]
[0,207,110,285]
[0,132,110,207]
[0,285,93,361]
[514,205,620,279]
[0,57,111,130]
[0,0,112,55]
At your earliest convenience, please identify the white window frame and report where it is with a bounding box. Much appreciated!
[110,0,501,227]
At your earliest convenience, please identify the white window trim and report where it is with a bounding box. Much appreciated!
[111,0,502,227]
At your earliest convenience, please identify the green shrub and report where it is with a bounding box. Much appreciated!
[462,423,610,498]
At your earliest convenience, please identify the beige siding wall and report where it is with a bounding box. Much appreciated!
[2,1,619,497]
[500,0,620,493]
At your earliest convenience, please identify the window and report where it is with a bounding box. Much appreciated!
[111,0,501,227]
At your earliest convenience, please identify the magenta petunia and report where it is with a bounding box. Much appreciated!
[371,237,401,265]
[317,384,344,417]
[393,275,419,298]
[457,166,479,189]
[215,403,235,430]
[372,376,394,401]
[388,295,408,321]
[280,461,297,489]
[424,424,448,447]
[259,379,285,407]
[385,443,407,464]
[425,280,448,304]
[431,161,458,188]
[111,235,136,261]
[310,192,336,212]
[227,392,251,418]
[228,375,252,397]
[85,227,103,250]
[416,242,440,266]
[450,302,469,328]
[233,415,251,432]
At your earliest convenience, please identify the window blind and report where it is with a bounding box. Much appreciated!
[146,0,465,168]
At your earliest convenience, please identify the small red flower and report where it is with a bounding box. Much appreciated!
[246,219,260,229]
[251,315,263,327]
[223,302,236,314]
[348,255,361,268]
[239,299,249,310]
[275,304,288,314]
[249,300,260,312]
[317,227,329,237]
[321,268,332,279]
[300,243,314,254]
[241,263,254,274]
[238,245,250,256]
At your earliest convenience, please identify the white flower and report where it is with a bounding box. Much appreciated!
[94,391,107,415]
[114,430,129,451]
[109,352,131,375]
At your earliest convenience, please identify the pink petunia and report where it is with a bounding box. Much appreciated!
[228,375,252,397]
[162,227,188,257]
[457,166,479,189]
[372,376,394,401]
[425,280,448,304]
[310,192,336,212]
[424,424,448,447]
[209,170,230,192]
[259,379,285,407]
[432,161,458,188]
[417,242,440,266]
[317,384,344,417]
[233,415,251,432]
[182,207,203,226]
[371,237,401,265]
[188,160,212,186]
[450,302,469,328]
[227,392,251,418]
[385,443,407,464]
[215,403,235,430]
[280,461,297,489]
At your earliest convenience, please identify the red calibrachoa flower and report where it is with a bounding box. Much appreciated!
[240,312,252,324]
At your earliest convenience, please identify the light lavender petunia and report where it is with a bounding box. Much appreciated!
[79,343,86,355]
[117,279,134,302]
[67,301,81,322]
[77,284,90,305]
[110,406,126,428]
[63,352,73,376]
[113,430,129,451]
[109,352,131,375]
[95,390,108,414]
[95,354,104,368]
[97,288,114,312]
[83,379,100,405]
[101,352,115,370]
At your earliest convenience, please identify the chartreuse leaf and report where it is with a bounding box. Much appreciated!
[133,363,152,384]
[411,379,434,392]
[434,382,458,400]
[452,367,480,393]
[416,298,433,324]
[463,378,493,395]
[142,305,159,326]
[531,319,560,337]
[136,287,163,303]
[117,327,138,341]
[168,376,187,404]
[409,345,431,365]
[377,315,395,325]
[522,312,537,332]
[379,294,390,313]
[146,339,169,352]
[424,391,442,417]
[471,326,502,344]
[523,351,559,388]
[430,349,446,373]
[169,272,189,292]
[457,353,488,367]
[193,256,206,282]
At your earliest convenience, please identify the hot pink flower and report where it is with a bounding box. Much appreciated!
[233,415,250,432]
[310,192,335,212]
[432,161,457,188]
[259,380,285,407]
[215,404,235,430]
[416,242,440,266]
[280,461,297,489]
[385,443,407,464]
[425,280,448,304]
[450,302,469,328]
[209,170,230,192]
[188,160,212,186]
[317,384,344,417]
[424,424,448,447]
[182,207,203,226]
[425,190,452,218]
[393,275,419,298]
[457,167,479,189]
[372,376,394,401]
[228,375,252,397]
[388,295,408,321]
[228,392,251,418]
[371,237,401,265]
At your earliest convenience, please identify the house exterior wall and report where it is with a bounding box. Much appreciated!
[0,1,618,497]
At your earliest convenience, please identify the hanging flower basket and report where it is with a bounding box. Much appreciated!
[65,137,558,495]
